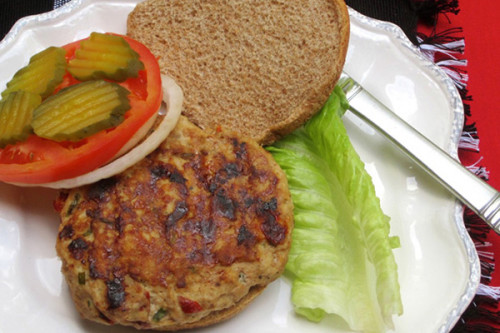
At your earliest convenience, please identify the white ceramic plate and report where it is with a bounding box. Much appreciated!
[0,1,479,332]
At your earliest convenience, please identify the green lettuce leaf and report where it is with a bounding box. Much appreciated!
[267,86,403,333]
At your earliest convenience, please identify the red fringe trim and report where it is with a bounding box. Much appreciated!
[414,1,500,332]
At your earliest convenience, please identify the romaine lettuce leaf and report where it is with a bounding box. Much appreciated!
[267,86,403,333]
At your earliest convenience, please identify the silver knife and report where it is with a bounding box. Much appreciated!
[339,72,500,234]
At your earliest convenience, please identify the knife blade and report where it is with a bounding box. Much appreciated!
[338,72,500,234]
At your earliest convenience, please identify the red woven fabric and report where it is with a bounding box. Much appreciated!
[453,1,500,192]
[454,0,500,281]
[462,2,500,329]
[431,1,500,331]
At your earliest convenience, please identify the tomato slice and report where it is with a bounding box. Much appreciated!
[0,34,162,185]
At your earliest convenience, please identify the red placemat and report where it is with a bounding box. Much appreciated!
[459,1,500,192]
[430,1,500,331]
[461,2,500,330]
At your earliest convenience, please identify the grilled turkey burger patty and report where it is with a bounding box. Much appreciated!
[55,116,294,330]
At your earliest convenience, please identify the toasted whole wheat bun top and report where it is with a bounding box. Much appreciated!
[127,0,349,145]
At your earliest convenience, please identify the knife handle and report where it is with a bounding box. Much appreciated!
[341,75,500,234]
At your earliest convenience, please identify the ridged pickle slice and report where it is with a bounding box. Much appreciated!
[0,91,42,148]
[32,80,131,142]
[68,32,145,82]
[1,46,67,99]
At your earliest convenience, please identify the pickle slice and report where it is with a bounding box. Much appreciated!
[1,46,67,100]
[0,91,42,148]
[68,32,145,82]
[32,80,130,142]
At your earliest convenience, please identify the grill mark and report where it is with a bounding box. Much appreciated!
[182,217,217,267]
[86,177,118,202]
[86,214,122,281]
[150,164,187,185]
[106,278,125,309]
[170,170,187,184]
[114,215,125,234]
[166,201,189,232]
[213,189,236,220]
[260,197,278,211]
[237,225,256,247]
[232,138,248,160]
[59,224,74,240]
[89,256,106,279]
[187,247,215,265]
[89,257,99,279]
[68,237,88,260]
[214,162,241,187]
[257,198,286,246]
[183,219,216,242]
[200,219,216,241]
[261,213,286,246]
